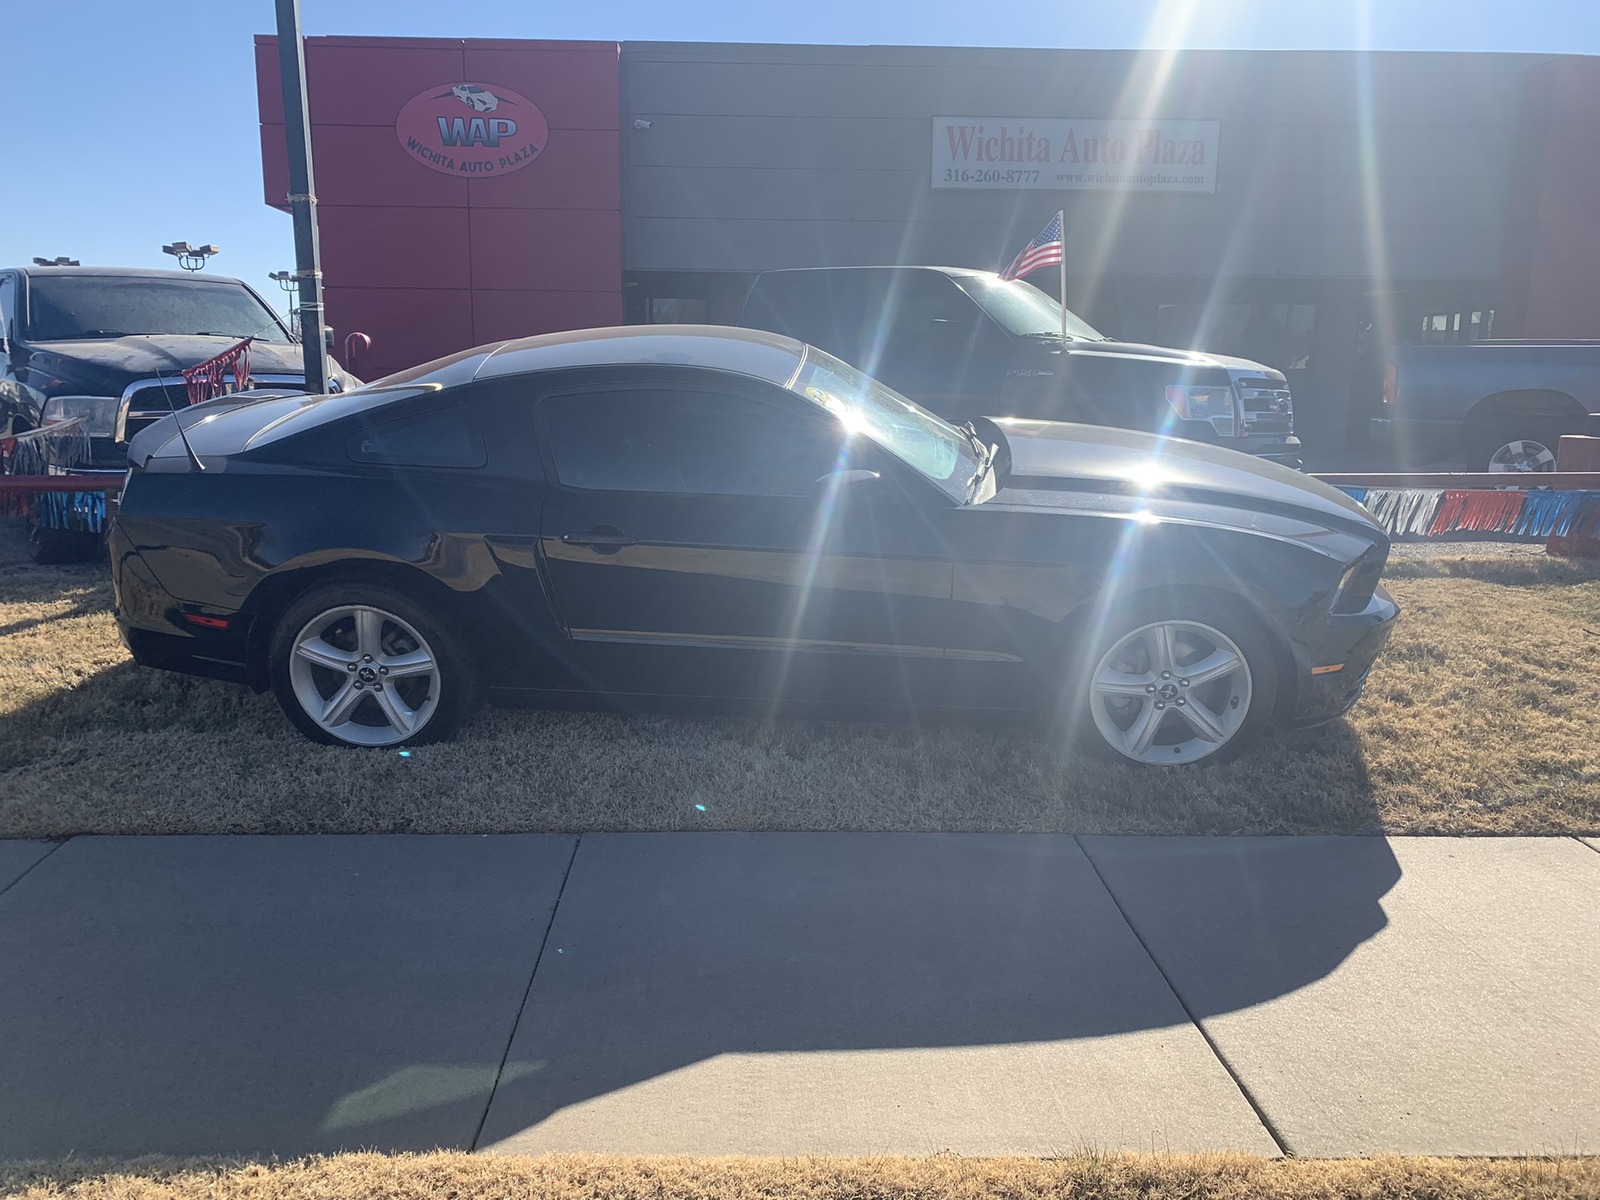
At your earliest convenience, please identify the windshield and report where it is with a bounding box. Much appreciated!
[25,275,292,343]
[951,275,1105,341]
[789,348,980,502]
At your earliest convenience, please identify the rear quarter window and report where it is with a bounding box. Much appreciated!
[346,407,485,468]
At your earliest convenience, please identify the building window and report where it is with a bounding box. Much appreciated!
[646,298,710,324]
[1418,308,1493,343]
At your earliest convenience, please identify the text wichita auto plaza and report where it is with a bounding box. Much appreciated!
[945,123,1208,166]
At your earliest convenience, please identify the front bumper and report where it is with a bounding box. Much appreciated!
[1212,435,1303,471]
[1288,581,1399,727]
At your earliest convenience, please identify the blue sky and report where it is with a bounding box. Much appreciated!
[4,0,1596,320]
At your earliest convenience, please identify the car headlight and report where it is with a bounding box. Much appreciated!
[41,395,120,438]
[1331,550,1386,614]
[1164,385,1235,437]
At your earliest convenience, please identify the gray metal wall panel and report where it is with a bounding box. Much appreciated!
[626,116,856,169]
[621,42,1535,281]
[631,166,859,221]
[626,59,858,117]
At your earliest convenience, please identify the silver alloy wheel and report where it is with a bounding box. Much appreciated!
[287,604,441,747]
[1488,439,1557,473]
[1089,619,1253,765]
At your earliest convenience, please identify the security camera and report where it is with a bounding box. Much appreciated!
[632,118,654,130]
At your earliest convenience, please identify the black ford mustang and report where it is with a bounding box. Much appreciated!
[111,326,1396,765]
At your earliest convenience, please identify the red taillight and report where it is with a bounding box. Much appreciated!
[183,613,229,629]
[1382,363,1397,406]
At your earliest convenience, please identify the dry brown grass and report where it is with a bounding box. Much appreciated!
[4,1152,1599,1200]
[1,520,1596,838]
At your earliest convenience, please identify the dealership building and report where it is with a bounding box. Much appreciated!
[254,37,1599,457]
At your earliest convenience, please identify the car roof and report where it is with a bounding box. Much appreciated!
[12,265,252,285]
[368,325,810,391]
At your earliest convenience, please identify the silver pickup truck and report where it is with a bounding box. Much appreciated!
[1372,339,1600,472]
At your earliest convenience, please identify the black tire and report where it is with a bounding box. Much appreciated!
[1469,418,1568,474]
[27,524,100,565]
[1072,596,1279,767]
[267,581,478,748]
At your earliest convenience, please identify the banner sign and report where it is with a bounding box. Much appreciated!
[932,117,1220,193]
[396,83,549,178]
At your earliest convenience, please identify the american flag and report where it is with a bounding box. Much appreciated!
[999,212,1064,281]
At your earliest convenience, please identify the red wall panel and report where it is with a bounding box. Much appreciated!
[325,287,476,380]
[472,290,624,345]
[319,207,474,291]
[467,208,622,292]
[466,131,621,211]
[256,34,622,376]
[310,124,471,208]
[306,44,468,127]
[462,46,621,129]
[1498,57,1600,338]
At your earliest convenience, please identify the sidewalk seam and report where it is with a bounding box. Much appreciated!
[0,838,69,902]
[1074,836,1294,1158]
[1574,836,1600,857]
[470,833,582,1152]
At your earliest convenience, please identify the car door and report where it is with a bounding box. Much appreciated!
[533,367,957,707]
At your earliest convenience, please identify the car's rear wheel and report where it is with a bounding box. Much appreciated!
[1079,603,1277,766]
[268,583,474,747]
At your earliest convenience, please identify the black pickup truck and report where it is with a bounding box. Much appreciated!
[0,265,359,471]
[739,265,1303,468]
[1372,339,1600,472]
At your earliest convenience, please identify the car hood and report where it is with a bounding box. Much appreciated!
[1057,339,1286,381]
[991,418,1375,532]
[29,336,305,386]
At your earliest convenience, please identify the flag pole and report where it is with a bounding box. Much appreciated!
[1057,210,1068,341]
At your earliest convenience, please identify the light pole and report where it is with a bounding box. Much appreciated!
[269,270,301,336]
[274,0,329,394]
[162,242,220,272]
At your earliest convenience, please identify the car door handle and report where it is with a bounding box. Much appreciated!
[561,526,639,553]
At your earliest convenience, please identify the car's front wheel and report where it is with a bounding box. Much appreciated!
[1079,602,1277,766]
[268,583,475,747]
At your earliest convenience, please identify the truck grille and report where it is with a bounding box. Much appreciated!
[1235,381,1294,437]
[120,377,311,441]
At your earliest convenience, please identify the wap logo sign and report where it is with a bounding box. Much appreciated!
[395,83,549,177]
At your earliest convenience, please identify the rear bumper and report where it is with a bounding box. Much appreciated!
[1287,582,1398,727]
[109,522,260,688]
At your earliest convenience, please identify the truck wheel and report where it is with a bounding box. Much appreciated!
[1472,421,1566,474]
[27,524,101,565]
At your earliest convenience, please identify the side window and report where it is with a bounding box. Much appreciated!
[347,407,486,468]
[541,389,846,497]
[748,275,870,366]
[885,272,972,343]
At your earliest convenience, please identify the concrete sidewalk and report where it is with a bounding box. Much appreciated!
[0,833,1595,1160]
